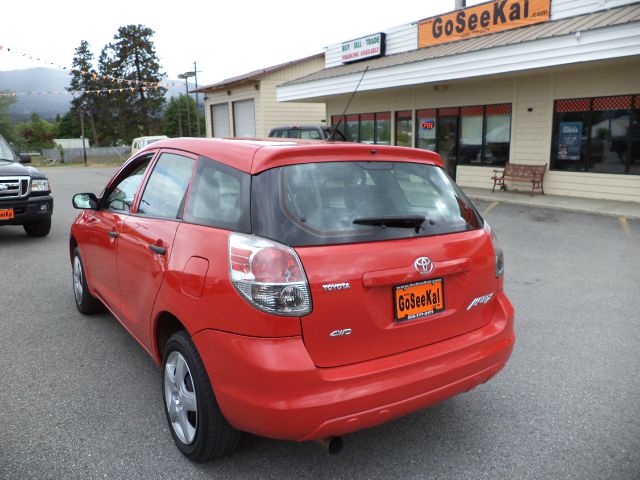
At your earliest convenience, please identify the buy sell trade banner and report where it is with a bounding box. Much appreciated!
[418,0,551,48]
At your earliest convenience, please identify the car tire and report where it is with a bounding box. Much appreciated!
[23,218,51,237]
[72,248,104,314]
[162,331,241,462]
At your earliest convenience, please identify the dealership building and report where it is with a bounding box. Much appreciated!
[278,0,640,202]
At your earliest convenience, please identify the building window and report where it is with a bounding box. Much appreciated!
[375,112,391,145]
[485,104,512,166]
[552,95,639,175]
[459,106,484,165]
[345,114,360,142]
[395,111,412,147]
[416,109,436,151]
[360,113,375,143]
[332,112,391,144]
[415,104,512,170]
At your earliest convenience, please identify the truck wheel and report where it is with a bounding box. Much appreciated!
[23,218,51,237]
[72,248,103,314]
[163,331,241,462]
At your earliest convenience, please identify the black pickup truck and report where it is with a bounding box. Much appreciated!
[0,134,53,237]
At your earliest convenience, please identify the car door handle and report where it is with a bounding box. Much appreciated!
[149,244,166,255]
[108,231,118,238]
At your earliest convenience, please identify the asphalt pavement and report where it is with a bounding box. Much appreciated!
[0,166,638,479]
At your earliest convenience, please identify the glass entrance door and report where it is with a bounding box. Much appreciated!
[437,108,459,179]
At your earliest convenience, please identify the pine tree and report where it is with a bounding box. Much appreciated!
[99,25,166,144]
[162,94,204,137]
[68,40,101,146]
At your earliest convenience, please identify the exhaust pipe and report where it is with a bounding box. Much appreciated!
[317,436,344,454]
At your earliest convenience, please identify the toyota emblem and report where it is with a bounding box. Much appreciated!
[414,257,434,275]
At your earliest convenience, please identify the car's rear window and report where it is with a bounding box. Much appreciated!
[251,161,481,246]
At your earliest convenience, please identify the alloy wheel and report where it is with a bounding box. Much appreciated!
[164,351,198,444]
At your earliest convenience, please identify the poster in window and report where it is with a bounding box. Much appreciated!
[558,122,582,160]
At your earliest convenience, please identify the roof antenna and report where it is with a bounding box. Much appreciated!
[328,66,369,141]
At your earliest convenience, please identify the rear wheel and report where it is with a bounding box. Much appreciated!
[23,218,51,237]
[72,248,103,314]
[163,331,241,462]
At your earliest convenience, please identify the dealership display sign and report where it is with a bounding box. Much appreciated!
[557,122,583,160]
[419,0,551,48]
[342,33,386,63]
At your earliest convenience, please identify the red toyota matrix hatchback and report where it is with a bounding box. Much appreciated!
[70,138,514,461]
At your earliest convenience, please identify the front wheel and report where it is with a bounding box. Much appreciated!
[162,331,241,462]
[72,248,103,314]
[23,217,51,237]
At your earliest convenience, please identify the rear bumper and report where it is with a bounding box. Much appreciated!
[193,291,515,441]
[0,195,53,225]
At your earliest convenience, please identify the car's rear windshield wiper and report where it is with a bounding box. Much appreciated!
[353,215,426,233]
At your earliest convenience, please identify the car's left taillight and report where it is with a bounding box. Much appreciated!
[229,233,311,316]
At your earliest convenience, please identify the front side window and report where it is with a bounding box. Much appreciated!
[0,135,16,162]
[104,155,152,212]
[251,161,480,246]
[138,153,195,219]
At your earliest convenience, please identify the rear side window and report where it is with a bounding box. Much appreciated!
[184,156,250,231]
[138,153,195,219]
[300,129,321,140]
[251,161,481,246]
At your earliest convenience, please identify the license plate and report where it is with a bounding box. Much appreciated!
[0,209,14,220]
[394,278,444,322]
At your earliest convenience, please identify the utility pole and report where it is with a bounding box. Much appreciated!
[178,72,195,136]
[193,61,200,137]
[79,109,87,167]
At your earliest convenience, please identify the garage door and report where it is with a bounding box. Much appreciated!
[211,103,230,138]
[233,99,256,137]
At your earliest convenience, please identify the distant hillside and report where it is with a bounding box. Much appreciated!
[0,68,195,122]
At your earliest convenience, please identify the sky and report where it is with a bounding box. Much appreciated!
[0,0,484,87]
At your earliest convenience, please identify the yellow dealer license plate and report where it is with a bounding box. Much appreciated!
[394,278,444,322]
[0,209,15,220]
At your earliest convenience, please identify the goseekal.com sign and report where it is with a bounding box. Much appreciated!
[419,0,550,48]
[342,33,386,63]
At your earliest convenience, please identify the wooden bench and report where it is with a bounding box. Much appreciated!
[492,163,547,196]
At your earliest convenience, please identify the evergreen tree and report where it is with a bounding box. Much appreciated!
[68,40,102,146]
[163,94,204,137]
[99,25,166,144]
[54,110,81,139]
[16,113,55,149]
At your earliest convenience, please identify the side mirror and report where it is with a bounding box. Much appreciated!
[19,154,31,164]
[72,193,99,210]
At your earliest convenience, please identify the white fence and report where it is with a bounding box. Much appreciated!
[41,146,131,163]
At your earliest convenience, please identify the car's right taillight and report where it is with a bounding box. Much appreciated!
[485,222,504,278]
[229,233,311,316]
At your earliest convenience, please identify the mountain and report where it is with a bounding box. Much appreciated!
[0,68,195,122]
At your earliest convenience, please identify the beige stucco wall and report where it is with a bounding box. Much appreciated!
[326,57,640,202]
[203,56,326,138]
